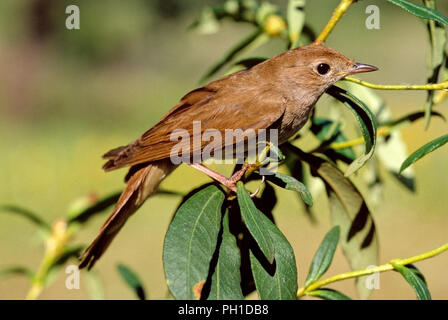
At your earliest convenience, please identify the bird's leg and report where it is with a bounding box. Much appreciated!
[189,162,251,193]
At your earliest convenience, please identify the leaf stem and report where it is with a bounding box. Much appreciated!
[344,77,448,91]
[314,0,356,44]
[297,242,448,298]
[330,126,390,150]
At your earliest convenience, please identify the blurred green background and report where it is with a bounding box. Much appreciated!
[0,0,447,299]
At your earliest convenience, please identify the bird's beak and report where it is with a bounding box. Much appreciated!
[349,62,378,74]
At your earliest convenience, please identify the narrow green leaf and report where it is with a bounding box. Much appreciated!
[400,134,448,173]
[382,110,445,128]
[201,29,269,82]
[283,156,323,223]
[391,263,431,300]
[423,0,447,128]
[307,288,351,300]
[0,266,34,281]
[208,210,244,300]
[163,185,224,300]
[52,246,84,267]
[249,212,298,300]
[67,192,121,225]
[287,0,306,49]
[237,182,275,264]
[311,117,357,163]
[323,164,379,300]
[385,0,448,26]
[0,205,50,233]
[326,86,377,177]
[157,189,184,197]
[117,264,146,300]
[44,245,85,287]
[305,226,340,287]
[264,172,313,206]
[287,146,379,299]
[338,81,416,192]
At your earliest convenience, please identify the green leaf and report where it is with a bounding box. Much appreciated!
[391,263,431,300]
[249,211,298,300]
[44,245,85,287]
[377,131,416,192]
[385,0,448,26]
[117,264,146,300]
[305,226,340,287]
[264,172,313,206]
[0,266,34,281]
[287,146,379,299]
[326,86,377,177]
[325,176,378,299]
[67,192,121,225]
[338,81,420,192]
[157,189,184,197]
[342,79,443,192]
[287,0,306,49]
[0,205,50,233]
[208,210,244,300]
[382,110,445,128]
[400,134,448,173]
[237,182,275,264]
[201,29,269,82]
[423,0,447,128]
[307,288,351,300]
[311,117,357,163]
[163,185,224,300]
[283,156,323,223]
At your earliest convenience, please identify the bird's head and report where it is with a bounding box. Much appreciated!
[262,44,378,98]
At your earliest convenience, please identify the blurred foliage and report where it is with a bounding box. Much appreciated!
[0,0,448,300]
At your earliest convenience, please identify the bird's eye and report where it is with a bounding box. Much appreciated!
[317,63,330,75]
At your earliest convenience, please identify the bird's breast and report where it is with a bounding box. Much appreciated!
[276,95,316,144]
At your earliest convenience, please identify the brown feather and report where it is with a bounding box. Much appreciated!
[79,160,175,269]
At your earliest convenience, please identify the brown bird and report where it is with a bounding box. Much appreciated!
[79,44,377,269]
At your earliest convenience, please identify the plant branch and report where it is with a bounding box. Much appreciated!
[345,77,448,91]
[297,242,448,298]
[330,126,390,150]
[25,220,72,300]
[314,0,356,44]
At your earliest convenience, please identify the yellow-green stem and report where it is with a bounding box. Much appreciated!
[330,126,390,150]
[314,0,356,44]
[25,220,71,300]
[297,242,448,298]
[345,77,448,91]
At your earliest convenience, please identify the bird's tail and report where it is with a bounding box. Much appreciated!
[79,159,175,270]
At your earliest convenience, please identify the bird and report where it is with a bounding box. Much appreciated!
[78,43,377,269]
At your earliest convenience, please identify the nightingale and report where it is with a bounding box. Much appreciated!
[79,44,377,269]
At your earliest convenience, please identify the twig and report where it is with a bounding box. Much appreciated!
[345,77,448,91]
[297,242,448,298]
[314,0,357,44]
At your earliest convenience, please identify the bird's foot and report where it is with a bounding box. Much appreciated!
[189,162,253,193]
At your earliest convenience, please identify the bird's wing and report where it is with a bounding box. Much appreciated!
[103,75,286,171]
